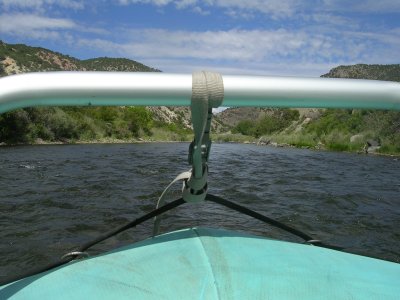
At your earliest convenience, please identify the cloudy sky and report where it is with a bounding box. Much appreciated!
[0,0,399,76]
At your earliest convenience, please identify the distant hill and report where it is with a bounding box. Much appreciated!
[0,40,159,75]
[321,64,400,82]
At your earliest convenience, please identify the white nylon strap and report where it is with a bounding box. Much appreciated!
[153,171,191,236]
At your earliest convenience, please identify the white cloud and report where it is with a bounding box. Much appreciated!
[0,13,76,39]
[73,26,399,76]
[118,0,298,18]
[0,0,84,11]
[322,0,400,13]
[0,13,108,40]
[206,0,298,19]
[175,0,197,9]
[140,58,338,77]
[192,6,209,15]
[0,13,76,31]
[100,28,371,62]
[119,0,173,6]
[1,1,397,77]
[117,0,400,20]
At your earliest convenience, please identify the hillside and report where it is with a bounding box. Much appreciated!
[216,64,400,154]
[0,41,196,144]
[0,41,159,74]
[321,64,400,82]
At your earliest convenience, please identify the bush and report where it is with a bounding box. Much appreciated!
[232,120,256,136]
[0,106,157,144]
[306,109,362,136]
[0,109,32,143]
[232,109,299,138]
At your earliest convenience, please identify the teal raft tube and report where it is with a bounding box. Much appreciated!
[0,72,400,299]
[1,228,399,299]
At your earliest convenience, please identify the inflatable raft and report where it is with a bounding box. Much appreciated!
[0,72,399,299]
[1,227,399,299]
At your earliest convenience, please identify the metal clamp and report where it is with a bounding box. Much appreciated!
[182,71,224,203]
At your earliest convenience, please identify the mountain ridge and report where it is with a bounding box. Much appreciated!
[0,40,160,75]
[321,64,400,82]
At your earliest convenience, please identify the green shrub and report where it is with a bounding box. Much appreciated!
[232,109,299,138]
[232,120,256,136]
[0,109,32,143]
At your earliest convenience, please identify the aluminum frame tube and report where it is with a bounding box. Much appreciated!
[0,72,399,114]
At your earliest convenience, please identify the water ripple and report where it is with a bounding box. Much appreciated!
[1,143,399,278]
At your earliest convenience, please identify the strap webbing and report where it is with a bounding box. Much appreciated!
[184,72,223,203]
[153,171,191,236]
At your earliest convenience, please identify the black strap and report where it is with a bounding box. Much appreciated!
[0,198,185,286]
[205,194,343,250]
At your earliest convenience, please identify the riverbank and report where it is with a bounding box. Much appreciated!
[212,133,400,157]
[2,133,399,158]
[0,137,188,146]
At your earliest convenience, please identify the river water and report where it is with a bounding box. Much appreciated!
[1,143,399,279]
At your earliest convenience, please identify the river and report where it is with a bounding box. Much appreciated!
[1,143,399,280]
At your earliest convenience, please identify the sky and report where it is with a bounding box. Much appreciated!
[0,0,399,77]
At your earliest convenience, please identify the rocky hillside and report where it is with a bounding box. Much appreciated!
[214,107,322,130]
[0,41,200,131]
[215,108,273,128]
[0,41,159,75]
[321,64,400,82]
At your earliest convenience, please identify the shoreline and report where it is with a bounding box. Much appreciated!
[0,138,188,147]
[1,138,399,157]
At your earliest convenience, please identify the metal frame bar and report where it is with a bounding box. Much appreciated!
[1,72,400,113]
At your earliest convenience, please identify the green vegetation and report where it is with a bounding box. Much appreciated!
[232,109,299,137]
[226,63,400,155]
[152,121,192,141]
[80,57,159,72]
[212,133,257,143]
[236,109,400,154]
[305,109,400,153]
[0,40,159,75]
[0,40,171,145]
[0,107,155,144]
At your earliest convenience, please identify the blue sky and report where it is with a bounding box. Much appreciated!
[0,0,399,76]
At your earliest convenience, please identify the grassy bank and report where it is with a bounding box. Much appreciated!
[231,109,400,155]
